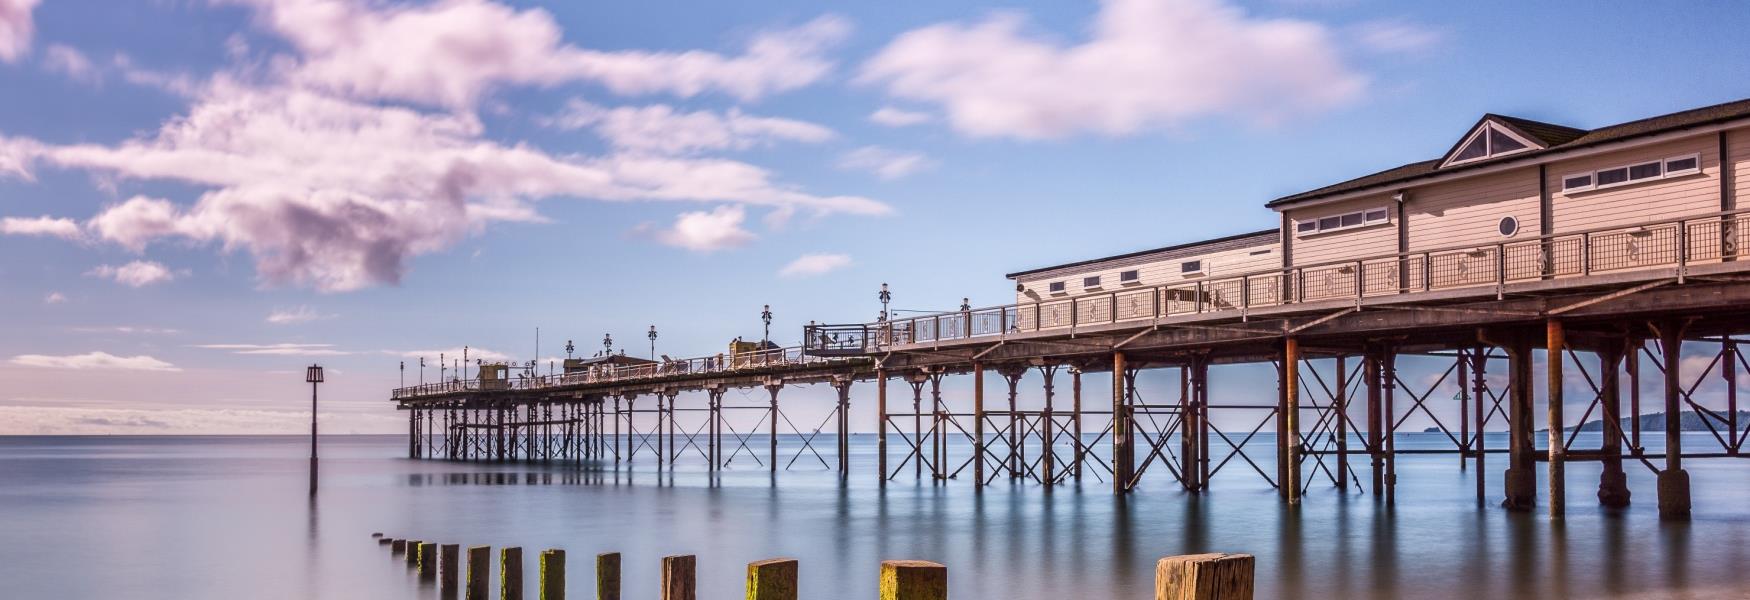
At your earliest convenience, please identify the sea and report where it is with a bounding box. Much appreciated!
[0,433,1746,599]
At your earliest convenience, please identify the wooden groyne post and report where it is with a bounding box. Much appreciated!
[1155,553,1254,600]
[501,547,524,600]
[879,560,946,600]
[746,558,798,600]
[661,554,696,600]
[539,549,565,600]
[466,545,489,599]
[419,542,438,580]
[596,552,621,600]
[440,544,461,593]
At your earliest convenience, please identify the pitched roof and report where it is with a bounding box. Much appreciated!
[1005,228,1279,280]
[1268,97,1750,208]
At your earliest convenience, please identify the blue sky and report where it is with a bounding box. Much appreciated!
[1,0,1747,433]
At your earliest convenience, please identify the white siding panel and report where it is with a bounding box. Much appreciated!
[1015,242,1280,305]
[1287,194,1398,267]
[1550,135,1720,234]
[1406,167,1540,252]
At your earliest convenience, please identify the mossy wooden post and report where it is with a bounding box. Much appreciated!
[419,542,438,580]
[407,540,423,566]
[392,539,408,556]
[440,544,461,593]
[539,549,565,600]
[378,536,393,546]
[661,555,696,600]
[466,545,490,600]
[501,547,524,600]
[1154,553,1254,600]
[745,558,798,600]
[879,560,946,600]
[595,552,621,600]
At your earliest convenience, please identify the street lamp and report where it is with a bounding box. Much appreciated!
[304,364,324,496]
[603,333,613,356]
[761,304,773,345]
[418,356,425,386]
[565,339,575,360]
[399,360,405,388]
[648,325,658,360]
[960,297,971,312]
[879,283,892,321]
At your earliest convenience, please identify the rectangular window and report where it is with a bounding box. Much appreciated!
[1627,161,1662,181]
[1298,206,1390,235]
[1181,260,1204,275]
[1562,173,1594,192]
[1083,276,1101,288]
[1119,270,1139,283]
[1048,281,1065,293]
[1665,154,1700,175]
[1596,167,1629,187]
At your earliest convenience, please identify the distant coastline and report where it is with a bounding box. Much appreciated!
[1423,410,1749,433]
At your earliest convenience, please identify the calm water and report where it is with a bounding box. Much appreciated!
[1,433,1747,599]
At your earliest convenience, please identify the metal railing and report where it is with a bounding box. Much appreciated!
[816,209,1750,352]
[392,346,838,400]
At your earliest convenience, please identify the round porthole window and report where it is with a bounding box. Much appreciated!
[1498,216,1520,237]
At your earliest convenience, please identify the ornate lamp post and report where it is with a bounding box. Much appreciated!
[304,364,324,496]
[603,333,613,356]
[565,340,575,360]
[761,304,773,345]
[879,283,892,321]
[418,356,425,386]
[648,325,658,360]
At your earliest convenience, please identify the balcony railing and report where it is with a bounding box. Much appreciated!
[807,209,1750,354]
[392,345,841,400]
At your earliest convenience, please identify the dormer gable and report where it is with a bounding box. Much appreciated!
[1437,115,1586,169]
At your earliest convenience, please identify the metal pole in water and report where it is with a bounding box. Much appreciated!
[305,364,324,496]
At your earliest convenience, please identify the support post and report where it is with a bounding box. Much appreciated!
[973,362,985,485]
[1113,350,1131,494]
[746,558,799,600]
[539,549,565,600]
[596,553,621,600]
[879,560,947,600]
[877,370,888,483]
[1471,346,1488,506]
[661,555,696,600]
[1504,333,1537,511]
[501,547,524,600]
[1382,348,1397,503]
[468,546,490,600]
[1366,348,1383,495]
[1598,341,1630,506]
[1726,340,1739,456]
[1154,553,1255,600]
[1335,355,1349,490]
[1657,320,1691,519]
[931,371,945,481]
[1072,367,1084,481]
[1283,337,1301,503]
[1547,319,1566,519]
[836,379,852,477]
[1041,365,1057,485]
[767,383,781,475]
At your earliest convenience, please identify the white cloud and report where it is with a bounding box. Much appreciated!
[249,0,850,107]
[1350,19,1444,53]
[194,343,349,356]
[778,253,852,277]
[86,261,179,287]
[838,146,935,180]
[69,325,181,334]
[42,43,98,84]
[869,106,931,127]
[265,305,334,324]
[0,405,403,435]
[0,0,39,63]
[42,291,65,304]
[391,347,512,362]
[643,205,756,252]
[858,0,1367,139]
[544,100,835,155]
[0,215,82,239]
[11,351,180,371]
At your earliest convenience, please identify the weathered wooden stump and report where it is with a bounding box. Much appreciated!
[879,560,946,600]
[419,542,438,580]
[372,532,384,538]
[501,547,524,600]
[1154,553,1254,600]
[745,558,798,600]
[596,552,621,600]
[392,539,407,555]
[661,555,696,600]
[466,545,490,600]
[440,544,461,593]
[539,549,565,600]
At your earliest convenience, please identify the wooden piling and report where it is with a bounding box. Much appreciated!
[466,545,490,600]
[419,542,438,579]
[1113,351,1130,494]
[392,539,408,555]
[1546,319,1566,519]
[1504,333,1537,511]
[379,537,394,546]
[1283,337,1301,504]
[661,554,696,600]
[745,558,798,600]
[501,547,524,600]
[539,549,565,600]
[596,552,621,600]
[879,560,947,600]
[1656,320,1691,519]
[1154,553,1255,600]
[441,544,461,593]
[972,363,984,485]
[877,370,888,484]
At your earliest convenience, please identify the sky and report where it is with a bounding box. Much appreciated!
[2,0,1749,435]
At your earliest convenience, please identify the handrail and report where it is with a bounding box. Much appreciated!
[392,345,841,400]
[836,208,1750,350]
